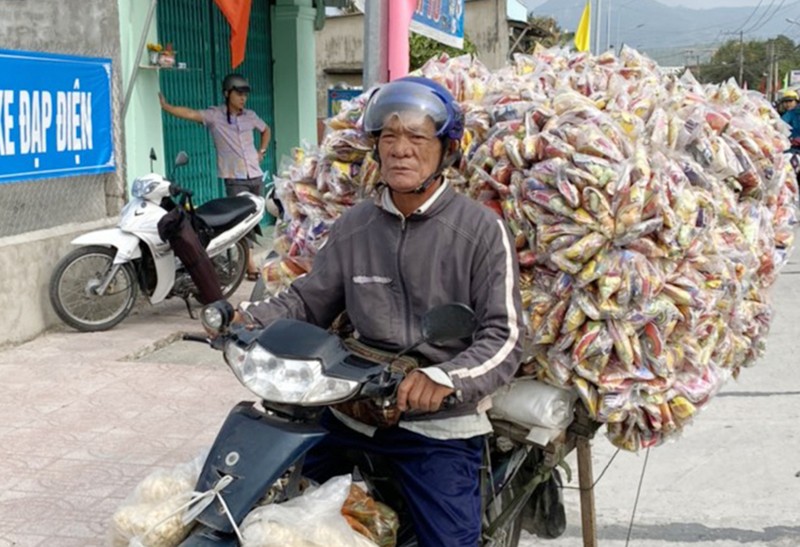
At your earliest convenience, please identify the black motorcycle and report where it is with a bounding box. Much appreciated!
[178,300,570,546]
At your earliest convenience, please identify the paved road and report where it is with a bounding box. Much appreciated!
[1,237,799,546]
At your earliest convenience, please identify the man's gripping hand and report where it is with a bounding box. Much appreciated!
[396,370,455,413]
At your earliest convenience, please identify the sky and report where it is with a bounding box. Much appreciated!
[527,0,764,8]
[654,0,764,6]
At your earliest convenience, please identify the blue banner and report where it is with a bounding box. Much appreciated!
[411,0,464,49]
[0,49,114,184]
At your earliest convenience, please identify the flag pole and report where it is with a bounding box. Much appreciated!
[594,0,602,55]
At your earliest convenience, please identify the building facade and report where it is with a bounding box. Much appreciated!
[315,0,528,119]
[0,0,319,345]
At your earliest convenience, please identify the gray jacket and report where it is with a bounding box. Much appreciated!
[245,183,524,417]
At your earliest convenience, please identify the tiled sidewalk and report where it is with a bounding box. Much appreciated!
[0,282,255,546]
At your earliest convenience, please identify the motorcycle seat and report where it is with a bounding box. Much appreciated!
[195,196,257,232]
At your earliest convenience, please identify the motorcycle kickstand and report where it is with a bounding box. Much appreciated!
[182,297,197,319]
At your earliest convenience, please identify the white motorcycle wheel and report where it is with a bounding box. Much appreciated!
[214,239,248,299]
[49,245,139,332]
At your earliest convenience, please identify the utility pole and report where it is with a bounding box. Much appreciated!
[595,0,603,55]
[738,30,744,86]
[767,41,774,99]
[363,0,388,89]
[606,0,612,52]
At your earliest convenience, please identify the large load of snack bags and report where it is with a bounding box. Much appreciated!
[263,46,798,451]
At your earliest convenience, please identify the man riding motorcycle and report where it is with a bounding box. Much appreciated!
[232,77,525,546]
[779,89,800,151]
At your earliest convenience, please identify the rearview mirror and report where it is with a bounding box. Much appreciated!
[174,151,189,167]
[421,303,477,344]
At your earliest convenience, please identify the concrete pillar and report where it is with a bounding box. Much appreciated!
[272,0,318,162]
[363,1,388,89]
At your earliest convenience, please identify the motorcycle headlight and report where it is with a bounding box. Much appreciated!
[224,341,359,405]
[131,178,161,199]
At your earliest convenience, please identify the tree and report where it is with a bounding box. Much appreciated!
[698,35,800,92]
[525,15,570,49]
[409,33,478,71]
[508,15,571,57]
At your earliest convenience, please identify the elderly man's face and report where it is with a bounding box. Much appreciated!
[378,114,442,192]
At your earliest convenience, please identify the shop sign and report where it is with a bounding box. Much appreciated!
[0,49,114,184]
[411,0,465,49]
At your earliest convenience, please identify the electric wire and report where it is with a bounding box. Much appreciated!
[624,446,651,547]
[613,0,787,50]
[744,0,786,34]
[562,447,621,492]
[731,0,766,35]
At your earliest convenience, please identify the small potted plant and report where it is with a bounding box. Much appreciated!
[158,43,176,68]
[146,43,162,65]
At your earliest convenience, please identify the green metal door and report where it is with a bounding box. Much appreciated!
[157,0,276,205]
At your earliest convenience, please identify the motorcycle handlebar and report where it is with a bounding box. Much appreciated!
[169,184,193,198]
[363,369,458,413]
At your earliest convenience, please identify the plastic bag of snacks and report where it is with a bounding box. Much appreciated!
[109,453,205,547]
[261,47,798,451]
[240,475,379,547]
[341,483,400,547]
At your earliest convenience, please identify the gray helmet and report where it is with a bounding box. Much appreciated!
[222,73,250,94]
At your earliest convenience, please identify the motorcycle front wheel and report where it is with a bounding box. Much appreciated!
[213,239,248,298]
[49,245,139,332]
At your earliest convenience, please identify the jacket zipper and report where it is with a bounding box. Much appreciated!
[396,216,413,349]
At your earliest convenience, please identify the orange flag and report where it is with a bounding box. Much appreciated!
[214,0,252,68]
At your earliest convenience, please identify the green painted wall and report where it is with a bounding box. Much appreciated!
[272,0,318,166]
[118,0,166,193]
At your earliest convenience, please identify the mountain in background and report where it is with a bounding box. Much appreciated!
[523,0,800,65]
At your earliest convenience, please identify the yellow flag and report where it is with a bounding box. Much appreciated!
[574,0,591,52]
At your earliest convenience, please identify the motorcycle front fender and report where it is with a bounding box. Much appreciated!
[148,250,176,304]
[193,401,328,534]
[71,228,142,263]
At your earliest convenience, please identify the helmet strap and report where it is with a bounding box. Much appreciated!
[392,170,440,195]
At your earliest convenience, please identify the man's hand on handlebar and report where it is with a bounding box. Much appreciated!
[202,309,252,338]
[396,370,455,413]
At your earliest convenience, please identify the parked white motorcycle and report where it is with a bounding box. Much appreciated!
[49,150,265,332]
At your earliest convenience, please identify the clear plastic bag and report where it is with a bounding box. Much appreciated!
[108,452,205,547]
[240,475,378,547]
[342,484,400,547]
